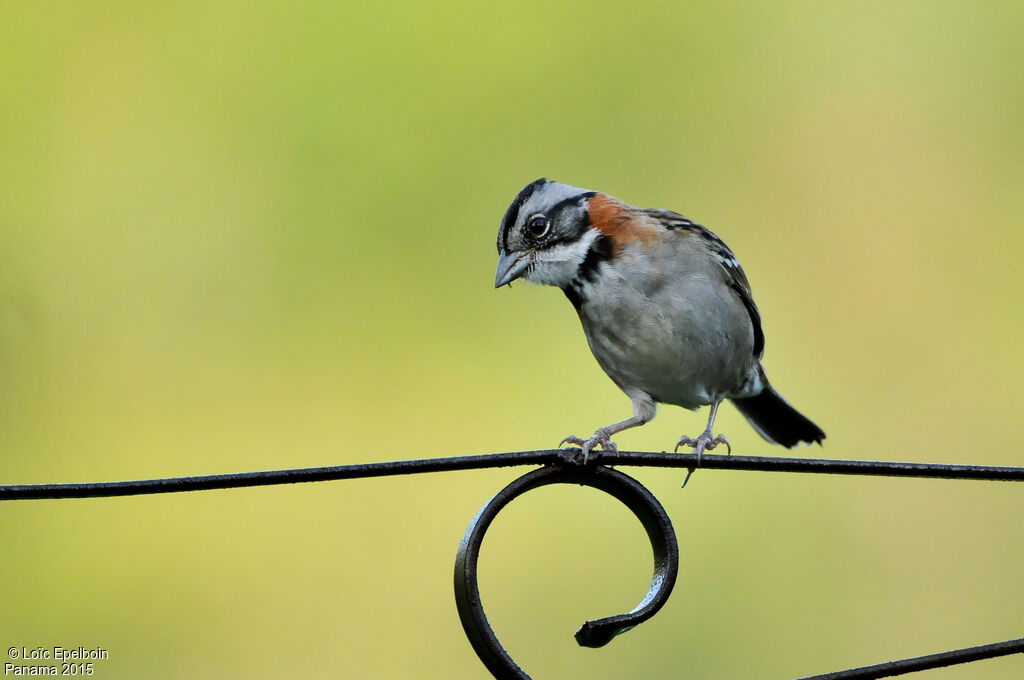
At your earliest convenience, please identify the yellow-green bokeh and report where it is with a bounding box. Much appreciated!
[1,2,1022,678]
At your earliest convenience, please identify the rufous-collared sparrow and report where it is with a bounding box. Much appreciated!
[495,178,824,462]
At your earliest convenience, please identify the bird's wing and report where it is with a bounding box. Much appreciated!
[641,208,765,359]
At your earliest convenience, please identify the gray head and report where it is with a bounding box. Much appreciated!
[494,178,599,288]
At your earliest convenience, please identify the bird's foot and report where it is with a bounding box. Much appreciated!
[674,431,731,459]
[674,432,730,487]
[559,429,617,465]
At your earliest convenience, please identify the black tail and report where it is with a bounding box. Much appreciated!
[731,387,825,448]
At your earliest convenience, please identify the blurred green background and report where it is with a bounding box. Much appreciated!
[1,1,1022,678]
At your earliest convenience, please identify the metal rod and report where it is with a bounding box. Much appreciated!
[3,450,1024,500]
[796,636,1024,679]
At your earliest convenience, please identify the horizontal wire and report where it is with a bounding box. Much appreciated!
[796,636,1024,679]
[4,452,1022,677]
[2,450,1023,500]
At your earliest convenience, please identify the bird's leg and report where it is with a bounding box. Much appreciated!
[560,396,655,464]
[675,399,731,482]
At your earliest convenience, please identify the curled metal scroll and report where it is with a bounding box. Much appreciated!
[454,464,679,679]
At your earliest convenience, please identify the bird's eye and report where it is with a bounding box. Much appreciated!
[526,215,550,239]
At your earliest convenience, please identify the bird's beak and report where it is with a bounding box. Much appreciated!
[494,250,530,288]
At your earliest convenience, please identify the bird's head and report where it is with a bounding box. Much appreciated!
[494,178,601,289]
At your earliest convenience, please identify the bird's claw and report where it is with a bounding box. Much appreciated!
[673,436,694,454]
[674,432,730,487]
[674,432,731,457]
[558,430,617,464]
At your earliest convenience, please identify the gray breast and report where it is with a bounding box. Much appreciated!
[574,243,754,409]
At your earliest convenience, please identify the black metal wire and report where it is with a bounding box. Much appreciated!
[796,636,1024,679]
[2,449,1022,678]
[2,450,1023,500]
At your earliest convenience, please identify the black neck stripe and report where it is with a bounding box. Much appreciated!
[575,232,613,284]
[559,229,612,312]
[561,232,611,310]
[562,284,583,311]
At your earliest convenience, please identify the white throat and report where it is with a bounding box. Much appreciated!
[523,228,601,288]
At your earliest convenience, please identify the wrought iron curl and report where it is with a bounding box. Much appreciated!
[453,463,678,680]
